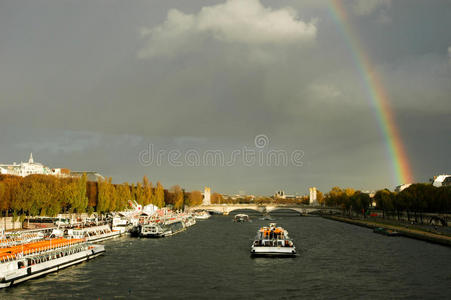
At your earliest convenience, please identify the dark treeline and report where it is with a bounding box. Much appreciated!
[324,184,451,220]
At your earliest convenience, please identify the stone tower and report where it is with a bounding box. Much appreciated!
[203,187,211,205]
[309,187,317,205]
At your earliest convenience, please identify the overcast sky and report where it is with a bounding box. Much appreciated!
[1,0,450,195]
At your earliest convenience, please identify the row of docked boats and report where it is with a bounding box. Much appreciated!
[130,209,211,238]
[0,205,216,289]
[0,215,136,288]
[0,225,108,288]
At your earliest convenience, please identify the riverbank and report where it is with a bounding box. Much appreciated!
[323,215,451,247]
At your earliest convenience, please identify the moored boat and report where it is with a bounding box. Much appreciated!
[183,215,196,227]
[250,223,296,257]
[112,216,132,234]
[1,229,48,248]
[140,219,186,238]
[373,227,400,236]
[0,238,104,288]
[67,224,122,242]
[194,211,211,220]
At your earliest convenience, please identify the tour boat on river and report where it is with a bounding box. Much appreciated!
[1,229,49,248]
[111,216,132,234]
[140,219,186,238]
[0,238,105,288]
[51,224,122,242]
[234,214,250,223]
[194,211,211,220]
[183,214,196,227]
[68,224,122,242]
[250,223,296,257]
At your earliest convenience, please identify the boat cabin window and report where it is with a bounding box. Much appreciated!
[18,261,25,268]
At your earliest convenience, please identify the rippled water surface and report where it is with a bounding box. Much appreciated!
[2,214,451,299]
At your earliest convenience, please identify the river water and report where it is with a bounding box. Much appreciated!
[2,212,451,299]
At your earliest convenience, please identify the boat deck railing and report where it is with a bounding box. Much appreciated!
[253,238,294,247]
[0,238,86,263]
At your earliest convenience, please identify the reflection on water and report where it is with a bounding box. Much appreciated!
[2,214,451,299]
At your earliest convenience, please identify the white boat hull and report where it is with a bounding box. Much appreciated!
[250,246,296,257]
[86,231,122,243]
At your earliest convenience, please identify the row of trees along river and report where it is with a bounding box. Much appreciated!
[323,184,451,222]
[205,184,451,224]
[0,174,449,222]
[0,174,223,221]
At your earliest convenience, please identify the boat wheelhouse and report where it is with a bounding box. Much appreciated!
[112,216,132,234]
[250,223,296,257]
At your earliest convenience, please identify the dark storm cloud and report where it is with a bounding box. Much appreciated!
[0,0,450,194]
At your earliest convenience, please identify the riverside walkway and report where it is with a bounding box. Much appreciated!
[325,215,451,247]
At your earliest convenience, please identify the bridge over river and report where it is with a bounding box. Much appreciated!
[191,204,341,215]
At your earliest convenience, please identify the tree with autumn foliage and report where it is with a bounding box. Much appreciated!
[316,189,324,206]
[155,181,165,208]
[187,190,203,206]
[211,193,223,204]
[172,185,184,210]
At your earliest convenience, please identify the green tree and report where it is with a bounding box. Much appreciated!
[97,177,111,213]
[374,189,393,218]
[73,173,88,213]
[350,191,370,217]
[172,185,184,210]
[142,176,153,206]
[155,182,165,208]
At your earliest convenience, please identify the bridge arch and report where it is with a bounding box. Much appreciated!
[227,207,265,214]
[190,204,341,215]
[265,207,305,215]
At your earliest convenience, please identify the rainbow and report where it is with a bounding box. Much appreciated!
[328,0,413,185]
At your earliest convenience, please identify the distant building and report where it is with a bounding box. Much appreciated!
[0,153,102,180]
[0,167,8,175]
[432,174,451,187]
[309,187,317,205]
[274,190,286,199]
[0,153,53,177]
[203,187,211,205]
[394,183,412,192]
